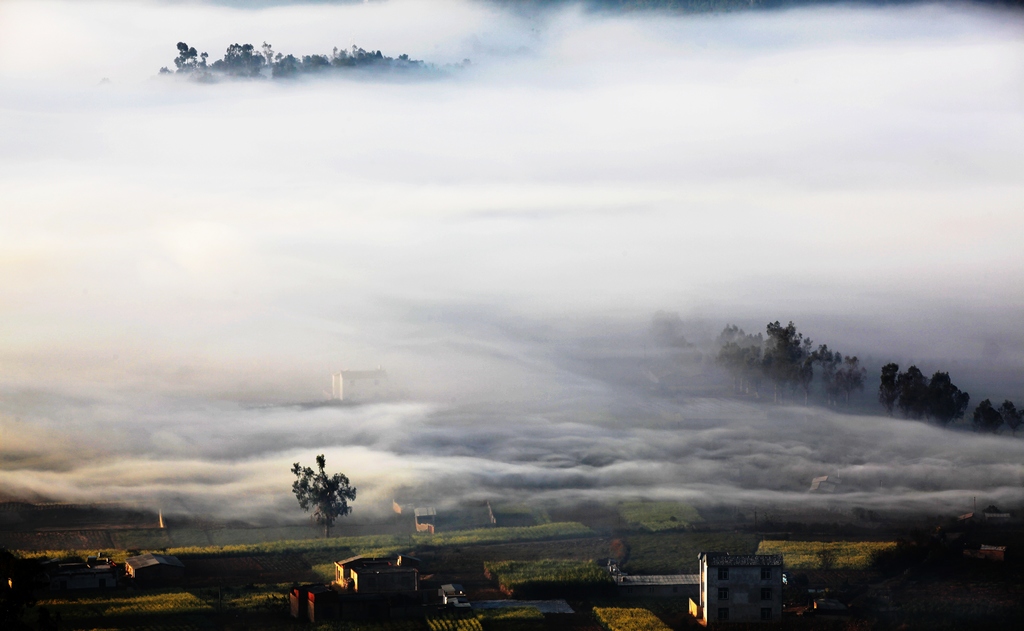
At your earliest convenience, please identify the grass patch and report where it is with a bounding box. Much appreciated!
[756,540,896,570]
[622,532,758,574]
[593,607,671,631]
[618,502,702,532]
[484,559,612,598]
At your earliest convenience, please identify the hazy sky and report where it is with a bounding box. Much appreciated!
[0,0,1022,520]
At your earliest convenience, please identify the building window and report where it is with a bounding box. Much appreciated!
[718,587,729,600]
[718,608,729,621]
[718,567,729,580]
[761,566,772,580]
[761,608,773,621]
[761,588,773,600]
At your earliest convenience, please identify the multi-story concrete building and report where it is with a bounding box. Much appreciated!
[693,552,783,625]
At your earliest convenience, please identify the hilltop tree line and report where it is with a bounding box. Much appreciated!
[160,41,458,81]
[716,321,866,406]
[716,321,1022,435]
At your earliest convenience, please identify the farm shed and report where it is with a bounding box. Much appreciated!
[124,552,185,582]
[48,562,117,591]
[695,552,784,625]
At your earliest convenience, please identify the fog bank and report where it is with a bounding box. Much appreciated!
[1,0,1023,521]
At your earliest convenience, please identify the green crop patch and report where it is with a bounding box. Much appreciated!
[622,532,757,574]
[484,559,612,598]
[756,540,896,570]
[37,589,213,618]
[593,607,671,631]
[618,502,702,532]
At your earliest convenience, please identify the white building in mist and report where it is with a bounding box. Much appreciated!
[332,367,388,402]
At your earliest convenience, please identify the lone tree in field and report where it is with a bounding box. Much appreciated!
[291,454,356,537]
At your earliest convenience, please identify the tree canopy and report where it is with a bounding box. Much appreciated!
[291,454,356,538]
[972,399,1004,433]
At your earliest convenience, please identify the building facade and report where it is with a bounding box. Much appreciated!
[695,552,783,625]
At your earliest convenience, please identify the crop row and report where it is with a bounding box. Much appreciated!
[426,614,484,631]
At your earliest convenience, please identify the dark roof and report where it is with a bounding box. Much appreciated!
[700,552,783,566]
[336,555,365,567]
[617,574,699,585]
[125,553,184,570]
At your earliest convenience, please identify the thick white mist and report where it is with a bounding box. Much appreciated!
[0,0,1022,520]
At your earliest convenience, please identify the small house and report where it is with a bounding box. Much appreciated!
[124,553,185,583]
[334,555,419,594]
[982,505,1011,521]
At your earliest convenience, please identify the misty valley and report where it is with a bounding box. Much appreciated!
[1,0,1023,630]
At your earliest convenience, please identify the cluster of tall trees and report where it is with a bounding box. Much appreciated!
[971,398,1023,435]
[160,42,440,81]
[877,364,970,426]
[717,321,865,406]
[877,365,1023,434]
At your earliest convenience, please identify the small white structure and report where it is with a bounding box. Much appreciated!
[809,475,841,493]
[331,367,388,402]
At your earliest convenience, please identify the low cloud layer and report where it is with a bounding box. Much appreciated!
[1,0,1023,522]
